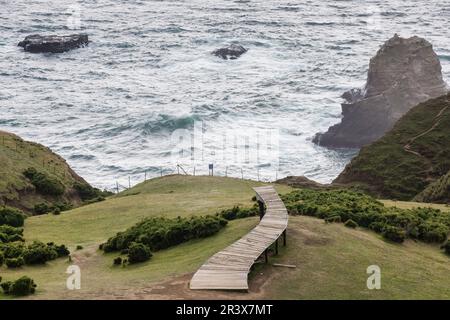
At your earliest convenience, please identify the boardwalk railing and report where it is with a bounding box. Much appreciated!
[189,185,288,291]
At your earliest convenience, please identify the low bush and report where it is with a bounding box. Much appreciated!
[0,225,24,243]
[1,276,37,296]
[113,257,122,265]
[281,189,450,249]
[34,202,72,215]
[325,216,341,223]
[101,215,227,255]
[23,241,58,265]
[23,167,65,196]
[0,241,69,267]
[382,226,406,243]
[217,205,258,221]
[52,208,61,215]
[127,242,152,264]
[444,241,450,255]
[1,242,25,259]
[34,203,50,215]
[0,251,3,266]
[344,219,358,228]
[76,245,83,250]
[0,206,25,227]
[1,281,12,294]
[74,182,112,202]
[5,257,24,268]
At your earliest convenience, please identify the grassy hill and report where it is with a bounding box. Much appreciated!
[0,131,98,213]
[335,93,450,201]
[414,170,450,204]
[0,175,449,299]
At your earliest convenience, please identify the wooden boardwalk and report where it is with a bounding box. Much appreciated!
[189,186,288,290]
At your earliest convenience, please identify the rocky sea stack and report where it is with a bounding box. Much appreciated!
[212,44,248,60]
[314,34,448,148]
[18,34,89,53]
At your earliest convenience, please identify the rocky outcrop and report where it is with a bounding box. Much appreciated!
[18,34,89,53]
[314,34,448,148]
[212,44,248,60]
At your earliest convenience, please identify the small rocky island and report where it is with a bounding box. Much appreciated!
[212,44,248,60]
[18,34,89,53]
[314,34,448,148]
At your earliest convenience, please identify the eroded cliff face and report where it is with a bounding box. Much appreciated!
[314,34,448,148]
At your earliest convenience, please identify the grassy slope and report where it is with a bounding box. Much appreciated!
[269,216,450,299]
[0,131,89,211]
[0,176,290,298]
[414,170,450,204]
[0,176,449,299]
[335,93,450,201]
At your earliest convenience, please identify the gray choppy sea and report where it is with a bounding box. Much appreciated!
[1,0,449,190]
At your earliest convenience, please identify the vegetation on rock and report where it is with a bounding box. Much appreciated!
[334,94,450,202]
[0,130,107,213]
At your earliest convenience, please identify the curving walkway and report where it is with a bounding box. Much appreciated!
[189,186,288,291]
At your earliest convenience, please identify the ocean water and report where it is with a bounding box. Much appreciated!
[1,0,449,190]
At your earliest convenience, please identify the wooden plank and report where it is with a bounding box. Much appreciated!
[190,186,288,290]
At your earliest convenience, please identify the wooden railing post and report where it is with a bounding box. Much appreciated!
[275,238,279,255]
[283,230,287,246]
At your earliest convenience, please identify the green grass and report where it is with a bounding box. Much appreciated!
[268,216,450,299]
[335,93,450,201]
[22,175,290,246]
[0,131,90,212]
[1,175,449,299]
[0,175,291,299]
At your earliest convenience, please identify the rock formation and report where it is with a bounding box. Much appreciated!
[212,44,248,60]
[313,34,448,148]
[18,34,89,53]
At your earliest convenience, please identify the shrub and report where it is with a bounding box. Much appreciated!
[23,167,65,196]
[344,219,358,229]
[9,276,37,296]
[34,203,50,215]
[2,242,25,259]
[52,207,61,215]
[0,251,4,266]
[0,206,25,227]
[0,226,24,243]
[444,241,450,255]
[369,221,386,233]
[47,243,70,257]
[418,222,448,243]
[22,241,58,265]
[74,182,112,201]
[76,245,83,250]
[281,189,450,250]
[5,257,24,268]
[127,242,152,264]
[382,226,406,243]
[113,257,122,265]
[101,215,227,254]
[325,216,341,223]
[1,281,12,294]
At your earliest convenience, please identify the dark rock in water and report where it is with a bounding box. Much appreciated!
[18,34,89,53]
[313,34,448,148]
[212,44,248,60]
